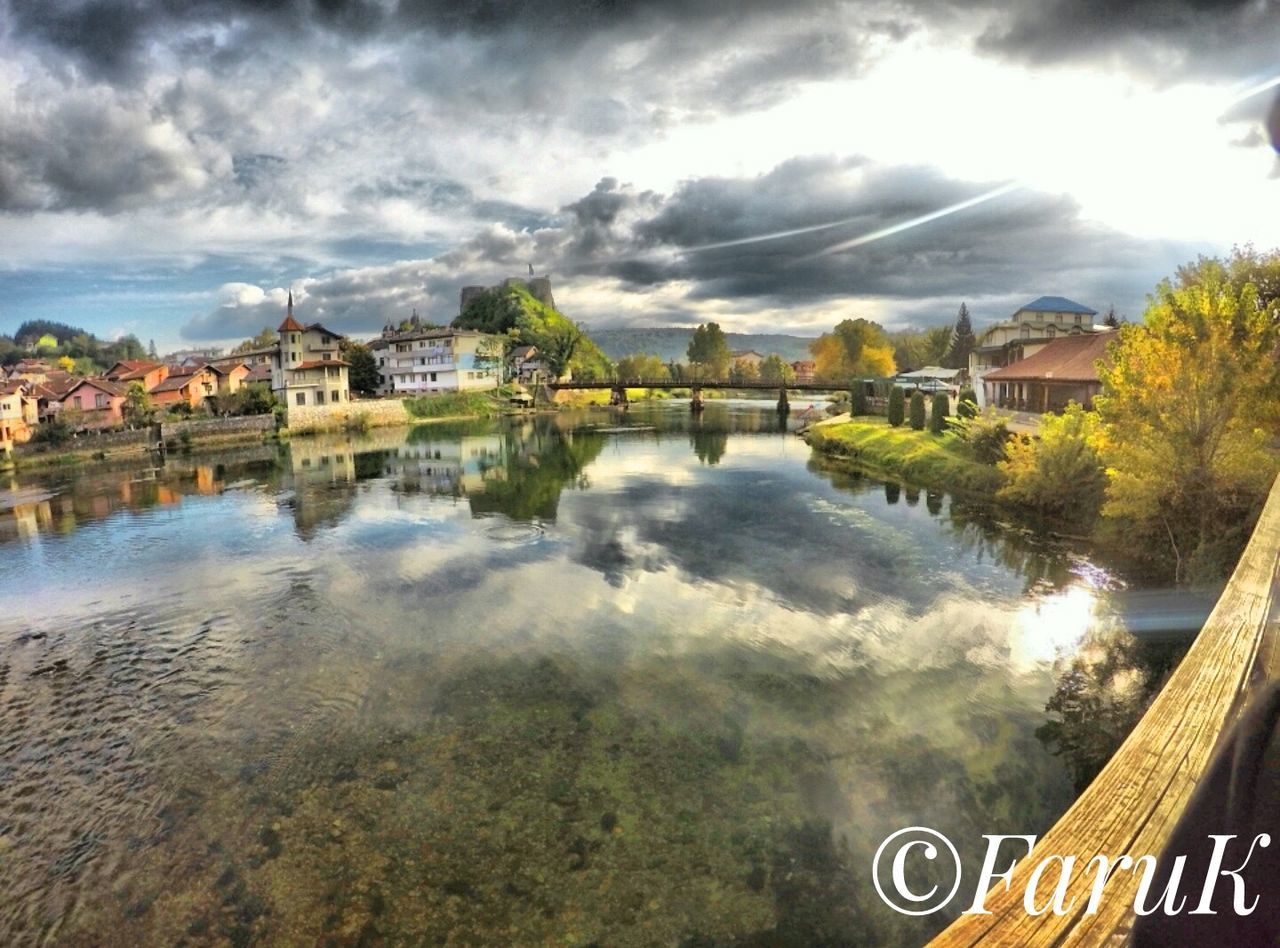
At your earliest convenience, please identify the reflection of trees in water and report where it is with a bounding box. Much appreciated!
[468,425,607,522]
[944,500,1076,593]
[1036,623,1183,793]
[689,424,728,465]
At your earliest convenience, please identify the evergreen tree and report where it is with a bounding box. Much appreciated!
[957,387,978,418]
[887,387,905,426]
[850,385,869,416]
[148,339,158,360]
[929,393,950,434]
[1103,305,1120,328]
[908,390,926,430]
[944,303,976,370]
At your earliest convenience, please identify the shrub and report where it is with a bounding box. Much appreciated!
[908,391,926,430]
[887,387,905,427]
[997,403,1106,522]
[955,408,1011,464]
[344,412,371,434]
[957,387,978,419]
[850,386,869,416]
[930,393,950,434]
[31,414,73,446]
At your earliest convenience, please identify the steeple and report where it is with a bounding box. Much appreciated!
[278,287,305,333]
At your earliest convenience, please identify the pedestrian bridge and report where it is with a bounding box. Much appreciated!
[931,472,1280,946]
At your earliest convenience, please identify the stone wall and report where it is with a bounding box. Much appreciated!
[14,426,152,460]
[285,399,410,433]
[161,415,275,442]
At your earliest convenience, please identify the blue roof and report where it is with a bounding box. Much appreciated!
[1017,296,1097,315]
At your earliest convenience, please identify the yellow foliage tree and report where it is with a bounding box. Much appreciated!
[810,318,896,381]
[1095,262,1280,581]
[56,355,76,373]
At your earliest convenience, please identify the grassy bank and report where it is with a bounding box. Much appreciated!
[403,388,516,420]
[805,415,1006,496]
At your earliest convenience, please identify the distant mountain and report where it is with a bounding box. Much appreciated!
[589,328,817,363]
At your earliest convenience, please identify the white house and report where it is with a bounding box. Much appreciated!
[271,294,351,414]
[968,296,1100,406]
[369,328,501,396]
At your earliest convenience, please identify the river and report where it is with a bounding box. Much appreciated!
[0,401,1194,945]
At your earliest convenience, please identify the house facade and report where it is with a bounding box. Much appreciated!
[0,381,39,448]
[370,328,500,396]
[150,365,218,409]
[981,331,1116,412]
[790,360,816,383]
[271,294,351,413]
[969,297,1100,403]
[58,378,127,429]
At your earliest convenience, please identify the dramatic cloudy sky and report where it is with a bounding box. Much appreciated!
[1,0,1277,351]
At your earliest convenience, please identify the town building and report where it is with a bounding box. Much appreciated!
[790,360,816,383]
[0,380,39,449]
[731,350,765,370]
[981,331,1116,412]
[106,360,169,391]
[893,366,962,394]
[150,365,218,409]
[57,378,128,429]
[509,345,546,384]
[968,296,1102,406]
[208,362,251,396]
[369,327,501,396]
[271,293,351,413]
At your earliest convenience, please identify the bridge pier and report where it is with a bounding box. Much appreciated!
[776,387,789,415]
[609,385,629,408]
[690,386,704,413]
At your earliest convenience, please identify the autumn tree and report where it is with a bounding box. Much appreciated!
[810,318,895,381]
[998,403,1107,523]
[1096,253,1280,581]
[122,382,153,427]
[890,325,951,370]
[728,359,760,384]
[686,323,732,379]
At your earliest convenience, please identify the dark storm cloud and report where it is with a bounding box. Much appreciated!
[182,156,1198,341]
[966,0,1280,75]
[561,158,1192,312]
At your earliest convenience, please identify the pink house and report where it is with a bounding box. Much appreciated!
[58,378,128,430]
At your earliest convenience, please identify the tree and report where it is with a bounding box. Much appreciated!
[811,318,896,381]
[998,403,1107,523]
[1095,255,1280,581]
[233,328,279,354]
[887,387,905,426]
[929,393,950,434]
[908,390,926,430]
[890,325,950,370]
[944,303,976,370]
[850,386,869,416]
[344,342,381,395]
[524,315,584,380]
[957,387,978,419]
[1103,306,1120,329]
[56,355,76,373]
[148,339,158,360]
[758,354,795,384]
[686,323,732,379]
[616,353,670,381]
[122,382,153,427]
[728,359,760,384]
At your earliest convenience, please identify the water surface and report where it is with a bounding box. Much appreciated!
[0,402,1183,945]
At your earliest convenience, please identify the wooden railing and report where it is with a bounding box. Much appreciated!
[930,472,1280,945]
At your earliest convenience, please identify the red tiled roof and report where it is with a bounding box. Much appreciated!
[107,360,164,381]
[278,315,306,332]
[294,359,350,371]
[982,332,1117,383]
[61,377,127,400]
[245,364,274,383]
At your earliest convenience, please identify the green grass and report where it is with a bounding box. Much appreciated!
[805,415,1006,496]
[403,390,508,419]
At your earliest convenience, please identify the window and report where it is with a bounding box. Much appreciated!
[296,392,306,406]
[74,395,83,409]
[316,391,325,405]
[1075,314,1083,324]
[95,393,107,409]
[1045,326,1056,337]
[430,372,437,382]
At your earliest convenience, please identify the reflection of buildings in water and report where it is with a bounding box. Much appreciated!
[386,434,505,496]
[282,441,359,540]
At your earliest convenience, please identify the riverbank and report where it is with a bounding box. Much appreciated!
[804,415,1006,496]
